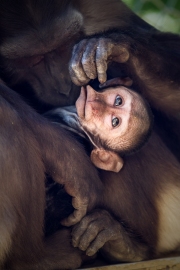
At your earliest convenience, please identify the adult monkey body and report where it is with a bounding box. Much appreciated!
[0,0,180,270]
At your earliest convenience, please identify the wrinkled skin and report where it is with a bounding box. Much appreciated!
[72,210,124,257]
[70,38,130,86]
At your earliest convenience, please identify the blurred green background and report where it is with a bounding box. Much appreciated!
[124,0,180,33]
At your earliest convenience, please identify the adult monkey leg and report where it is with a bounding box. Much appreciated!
[0,83,102,269]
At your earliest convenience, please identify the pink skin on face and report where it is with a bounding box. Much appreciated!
[75,85,139,143]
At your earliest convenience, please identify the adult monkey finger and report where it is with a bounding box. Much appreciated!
[69,39,90,86]
[81,38,98,80]
[61,199,88,227]
[96,38,112,84]
[96,39,130,84]
[47,153,100,227]
[100,77,133,88]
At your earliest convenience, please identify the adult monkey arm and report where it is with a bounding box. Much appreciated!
[0,83,102,269]
[1,0,179,113]
[0,0,134,107]
[70,0,180,117]
[0,83,102,226]
[70,0,180,162]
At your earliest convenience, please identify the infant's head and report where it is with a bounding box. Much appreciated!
[76,83,153,172]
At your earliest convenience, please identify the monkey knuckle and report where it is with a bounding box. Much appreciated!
[72,236,82,249]
[76,40,88,52]
[96,48,106,60]
[89,210,105,220]
[88,221,101,232]
[101,229,112,241]
[98,37,107,45]
[97,235,106,246]
[90,237,105,253]
[101,211,109,218]
[96,63,106,74]
[96,52,107,66]
[86,247,96,257]
[85,38,96,50]
[80,39,88,45]
[88,38,97,44]
[83,62,96,78]
[74,40,84,51]
[98,38,110,51]
[95,56,102,65]
[71,77,82,86]
[77,78,89,85]
[80,220,88,229]
[79,241,88,251]
[81,57,90,67]
[80,216,90,228]
[71,60,80,71]
[72,239,78,248]
[86,72,96,80]
[72,223,81,235]
[87,222,96,231]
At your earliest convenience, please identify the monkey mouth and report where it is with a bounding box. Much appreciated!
[76,85,98,120]
[75,86,87,119]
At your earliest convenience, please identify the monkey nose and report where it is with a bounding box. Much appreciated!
[86,85,97,102]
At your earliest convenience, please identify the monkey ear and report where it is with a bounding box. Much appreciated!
[90,148,123,173]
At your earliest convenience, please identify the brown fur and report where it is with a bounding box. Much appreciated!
[0,83,102,269]
[0,0,180,268]
[71,131,180,262]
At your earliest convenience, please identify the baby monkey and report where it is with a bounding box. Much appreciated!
[47,78,153,172]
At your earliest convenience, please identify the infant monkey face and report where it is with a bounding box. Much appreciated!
[75,85,143,144]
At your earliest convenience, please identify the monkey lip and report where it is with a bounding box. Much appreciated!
[76,85,99,120]
[75,86,87,119]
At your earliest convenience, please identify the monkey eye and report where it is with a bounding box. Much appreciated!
[112,117,119,127]
[114,95,122,106]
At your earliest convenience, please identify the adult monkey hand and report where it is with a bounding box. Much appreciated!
[69,32,180,118]
[69,37,130,86]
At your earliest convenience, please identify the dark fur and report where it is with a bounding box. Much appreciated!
[0,83,102,269]
[0,0,180,268]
